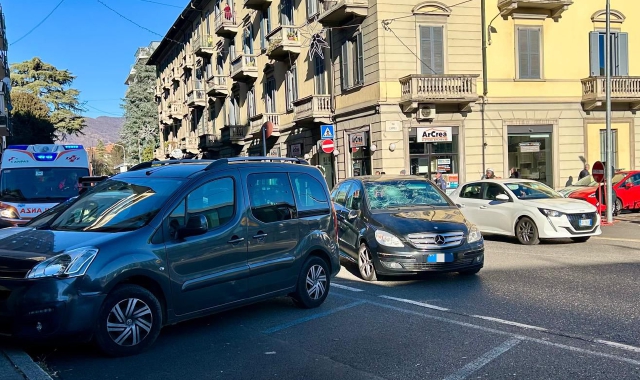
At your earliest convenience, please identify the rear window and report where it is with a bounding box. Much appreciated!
[290,173,329,216]
[247,173,296,223]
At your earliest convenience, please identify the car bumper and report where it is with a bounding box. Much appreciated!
[373,241,484,275]
[0,277,104,342]
[538,213,602,239]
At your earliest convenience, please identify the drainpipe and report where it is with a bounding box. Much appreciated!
[481,0,488,175]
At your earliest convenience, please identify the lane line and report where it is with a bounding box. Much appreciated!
[595,340,640,354]
[332,283,364,292]
[471,315,547,332]
[331,292,640,366]
[379,295,450,311]
[442,338,522,380]
[262,301,365,334]
[593,236,640,243]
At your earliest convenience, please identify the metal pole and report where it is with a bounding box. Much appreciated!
[262,126,267,156]
[480,0,488,175]
[605,0,613,223]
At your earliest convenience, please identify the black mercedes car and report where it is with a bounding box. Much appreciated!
[330,176,484,281]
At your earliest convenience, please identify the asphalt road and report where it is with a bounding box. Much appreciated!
[21,222,640,380]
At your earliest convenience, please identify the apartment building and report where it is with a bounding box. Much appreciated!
[0,4,10,149]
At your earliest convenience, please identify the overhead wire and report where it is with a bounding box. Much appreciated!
[137,0,183,8]
[10,0,65,46]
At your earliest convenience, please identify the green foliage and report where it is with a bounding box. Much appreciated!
[90,140,115,176]
[121,57,158,163]
[10,57,86,136]
[7,92,56,145]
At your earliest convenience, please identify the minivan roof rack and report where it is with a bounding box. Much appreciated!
[204,156,309,171]
[128,158,215,172]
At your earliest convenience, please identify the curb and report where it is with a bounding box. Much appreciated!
[2,349,53,380]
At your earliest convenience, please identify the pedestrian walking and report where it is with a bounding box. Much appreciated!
[578,164,590,180]
[509,167,520,178]
[434,172,447,191]
[482,168,496,179]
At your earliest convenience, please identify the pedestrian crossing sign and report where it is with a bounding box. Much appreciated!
[321,125,334,140]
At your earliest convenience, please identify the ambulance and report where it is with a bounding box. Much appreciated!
[0,144,90,227]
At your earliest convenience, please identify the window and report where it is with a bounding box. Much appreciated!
[205,11,211,34]
[589,31,629,76]
[345,184,363,211]
[517,27,541,79]
[186,178,235,229]
[229,39,236,61]
[280,0,294,25]
[264,76,276,113]
[331,182,352,206]
[248,173,296,223]
[260,10,269,50]
[460,184,482,199]
[341,33,364,90]
[217,56,224,75]
[314,57,327,94]
[419,26,444,75]
[285,66,298,111]
[247,86,256,118]
[483,183,509,201]
[600,129,618,170]
[243,27,253,55]
[229,95,240,125]
[307,0,318,18]
[290,173,329,215]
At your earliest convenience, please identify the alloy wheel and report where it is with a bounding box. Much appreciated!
[518,220,534,242]
[106,298,153,347]
[305,264,327,300]
[359,247,374,278]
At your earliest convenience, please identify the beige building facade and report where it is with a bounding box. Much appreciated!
[149,0,640,191]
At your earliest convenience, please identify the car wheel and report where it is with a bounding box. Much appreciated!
[515,217,540,245]
[571,236,591,243]
[292,256,330,309]
[94,284,163,357]
[614,197,623,215]
[358,243,377,281]
[458,267,481,276]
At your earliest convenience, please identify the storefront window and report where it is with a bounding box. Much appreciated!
[352,147,371,176]
[508,133,553,187]
[409,132,459,193]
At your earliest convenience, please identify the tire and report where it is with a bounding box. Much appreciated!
[571,236,591,243]
[515,217,540,245]
[358,243,377,281]
[94,284,163,357]
[458,267,481,276]
[292,256,330,309]
[614,197,623,215]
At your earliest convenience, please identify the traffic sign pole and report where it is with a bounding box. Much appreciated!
[605,0,613,224]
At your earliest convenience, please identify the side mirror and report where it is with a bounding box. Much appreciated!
[495,194,510,202]
[347,209,360,220]
[178,214,208,239]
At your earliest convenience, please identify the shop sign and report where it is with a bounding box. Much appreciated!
[416,127,452,142]
[268,146,280,157]
[519,142,541,153]
[349,132,367,148]
[289,143,302,157]
[447,174,459,189]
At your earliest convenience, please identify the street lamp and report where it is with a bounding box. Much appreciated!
[112,143,127,170]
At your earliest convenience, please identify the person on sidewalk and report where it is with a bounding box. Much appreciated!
[578,164,590,180]
[482,168,496,180]
[509,167,520,178]
[434,172,447,191]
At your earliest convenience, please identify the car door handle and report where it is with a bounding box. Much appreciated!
[479,206,488,209]
[227,237,245,244]
[253,233,268,239]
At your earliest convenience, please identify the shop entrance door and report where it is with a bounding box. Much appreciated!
[409,134,459,191]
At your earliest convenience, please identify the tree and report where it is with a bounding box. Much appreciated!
[10,57,86,137]
[7,92,56,145]
[121,57,158,163]
[90,140,114,176]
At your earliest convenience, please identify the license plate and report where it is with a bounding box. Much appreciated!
[579,219,592,227]
[427,253,454,263]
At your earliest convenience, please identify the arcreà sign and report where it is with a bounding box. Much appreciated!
[416,127,452,143]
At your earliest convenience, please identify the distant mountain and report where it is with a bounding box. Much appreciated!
[56,116,124,147]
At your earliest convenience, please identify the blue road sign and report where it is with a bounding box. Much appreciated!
[321,125,334,140]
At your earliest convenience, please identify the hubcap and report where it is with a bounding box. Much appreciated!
[106,298,153,347]
[518,221,534,242]
[306,265,327,300]
[359,248,374,278]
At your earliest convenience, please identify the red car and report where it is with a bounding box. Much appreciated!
[568,171,640,214]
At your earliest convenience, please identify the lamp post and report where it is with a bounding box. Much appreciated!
[113,143,127,171]
[605,0,613,223]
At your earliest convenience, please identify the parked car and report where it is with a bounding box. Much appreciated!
[449,179,601,245]
[0,157,340,356]
[330,175,484,281]
[568,171,640,214]
[557,175,598,197]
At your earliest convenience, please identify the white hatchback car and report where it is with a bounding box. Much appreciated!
[449,179,602,245]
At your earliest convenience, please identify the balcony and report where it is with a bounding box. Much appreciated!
[318,0,368,27]
[199,134,219,148]
[230,54,258,82]
[581,76,640,111]
[181,54,194,70]
[249,113,281,136]
[222,125,248,144]
[206,74,229,97]
[169,103,185,119]
[187,89,207,108]
[244,0,271,10]
[193,34,216,56]
[214,11,238,37]
[0,114,9,137]
[265,26,301,60]
[498,0,573,22]
[186,136,199,149]
[293,95,332,124]
[399,74,480,112]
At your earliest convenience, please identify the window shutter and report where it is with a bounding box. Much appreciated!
[260,14,266,50]
[618,32,629,76]
[433,26,444,74]
[285,70,291,111]
[420,26,433,74]
[518,28,529,79]
[589,31,599,76]
[341,40,349,90]
[529,29,541,79]
[266,6,271,33]
[292,66,298,101]
[356,33,364,84]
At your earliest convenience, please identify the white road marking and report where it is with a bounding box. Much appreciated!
[595,339,640,354]
[593,236,640,243]
[471,315,548,332]
[332,283,364,292]
[443,338,522,380]
[379,295,449,311]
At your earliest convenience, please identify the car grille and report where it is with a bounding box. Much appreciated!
[406,231,465,249]
[402,257,476,271]
[566,212,597,231]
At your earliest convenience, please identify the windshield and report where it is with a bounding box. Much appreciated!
[46,178,183,232]
[574,175,597,186]
[0,168,90,203]
[506,182,562,200]
[24,197,78,229]
[364,180,451,209]
[612,173,627,185]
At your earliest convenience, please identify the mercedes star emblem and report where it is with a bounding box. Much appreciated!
[434,235,446,245]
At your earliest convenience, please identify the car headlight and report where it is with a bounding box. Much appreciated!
[0,208,19,219]
[538,208,564,218]
[26,247,98,279]
[467,225,482,243]
[375,230,404,247]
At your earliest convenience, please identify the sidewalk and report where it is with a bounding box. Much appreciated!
[0,347,52,380]
[599,211,640,241]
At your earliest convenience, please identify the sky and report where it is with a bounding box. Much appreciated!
[3,0,186,118]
